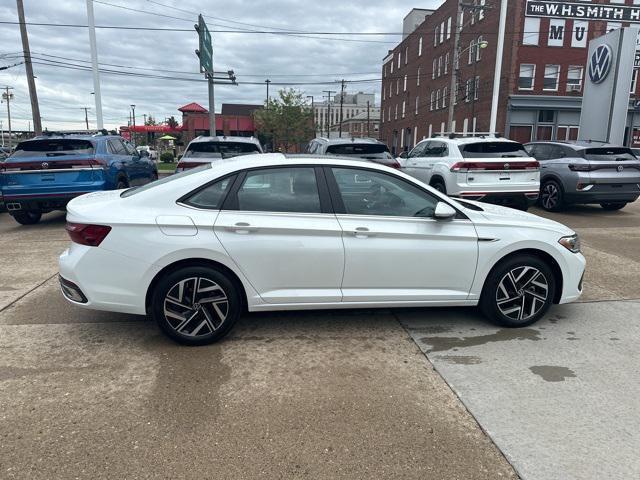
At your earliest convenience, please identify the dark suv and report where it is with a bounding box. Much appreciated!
[524,141,640,211]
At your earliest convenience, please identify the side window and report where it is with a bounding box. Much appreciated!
[409,141,428,158]
[428,141,448,157]
[108,139,126,155]
[332,167,439,217]
[122,140,137,156]
[524,144,536,157]
[237,167,321,213]
[183,176,234,209]
[532,144,551,161]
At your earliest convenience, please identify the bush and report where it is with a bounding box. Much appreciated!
[160,152,174,163]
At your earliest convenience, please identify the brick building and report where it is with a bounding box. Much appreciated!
[179,102,261,143]
[380,0,640,155]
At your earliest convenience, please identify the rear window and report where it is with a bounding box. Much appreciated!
[11,139,95,157]
[583,148,636,161]
[326,144,389,155]
[183,141,260,159]
[460,142,529,158]
[120,164,211,198]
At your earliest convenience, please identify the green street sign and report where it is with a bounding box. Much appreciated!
[197,14,213,74]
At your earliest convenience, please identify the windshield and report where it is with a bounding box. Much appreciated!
[583,148,636,161]
[326,144,389,156]
[120,164,211,198]
[460,142,529,158]
[183,141,260,159]
[11,139,95,158]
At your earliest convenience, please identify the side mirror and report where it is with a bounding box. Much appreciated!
[399,151,409,159]
[434,202,456,220]
[139,150,149,157]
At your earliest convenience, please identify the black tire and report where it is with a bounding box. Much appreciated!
[150,266,242,346]
[12,211,42,225]
[539,179,564,212]
[600,202,626,211]
[151,170,159,181]
[479,254,556,328]
[117,177,129,190]
[430,178,447,194]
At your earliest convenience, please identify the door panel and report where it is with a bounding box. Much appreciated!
[337,215,478,301]
[215,212,344,303]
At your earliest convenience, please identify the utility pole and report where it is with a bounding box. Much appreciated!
[2,87,13,150]
[82,107,90,130]
[323,90,335,138]
[265,79,271,109]
[306,95,315,137]
[447,0,463,132]
[367,100,371,138]
[86,0,103,129]
[338,79,345,138]
[131,104,136,146]
[16,0,42,135]
[0,120,3,147]
[490,0,508,133]
[208,75,216,136]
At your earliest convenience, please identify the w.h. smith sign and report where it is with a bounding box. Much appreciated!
[526,1,640,23]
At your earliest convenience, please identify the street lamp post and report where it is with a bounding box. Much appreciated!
[130,104,136,145]
[306,95,315,137]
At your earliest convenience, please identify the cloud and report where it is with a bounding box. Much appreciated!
[0,0,442,130]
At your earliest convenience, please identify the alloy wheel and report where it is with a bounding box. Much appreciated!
[541,183,559,210]
[163,277,229,338]
[495,266,549,322]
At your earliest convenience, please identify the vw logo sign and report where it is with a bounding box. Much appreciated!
[617,165,624,172]
[504,163,510,170]
[589,44,613,84]
[41,162,49,169]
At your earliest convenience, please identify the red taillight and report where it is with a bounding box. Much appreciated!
[65,222,112,247]
[450,161,539,172]
[389,160,401,169]
[568,163,592,172]
[175,161,203,171]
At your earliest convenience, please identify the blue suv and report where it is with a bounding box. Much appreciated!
[0,133,158,225]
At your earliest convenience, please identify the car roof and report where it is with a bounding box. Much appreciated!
[24,134,118,142]
[189,135,261,146]
[313,137,386,146]
[430,136,518,145]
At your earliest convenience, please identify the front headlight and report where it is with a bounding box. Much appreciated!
[559,234,581,253]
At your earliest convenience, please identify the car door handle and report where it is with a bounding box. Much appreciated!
[352,227,373,238]
[226,222,255,234]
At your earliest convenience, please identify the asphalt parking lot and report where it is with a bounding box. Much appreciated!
[0,201,639,479]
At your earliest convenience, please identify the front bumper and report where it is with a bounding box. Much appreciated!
[558,252,586,304]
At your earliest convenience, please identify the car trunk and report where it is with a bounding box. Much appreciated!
[581,148,640,185]
[0,139,106,200]
[325,143,390,160]
[457,142,539,187]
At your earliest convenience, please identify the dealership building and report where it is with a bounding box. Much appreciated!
[380,0,640,154]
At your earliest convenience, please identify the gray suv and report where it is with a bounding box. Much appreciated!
[306,137,399,168]
[524,141,640,211]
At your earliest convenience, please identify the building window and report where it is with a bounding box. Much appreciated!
[434,26,439,47]
[440,21,445,43]
[468,39,476,65]
[474,76,479,100]
[397,51,401,69]
[476,36,484,61]
[391,60,394,74]
[436,89,441,110]
[465,79,472,102]
[395,104,398,119]
[419,37,423,56]
[432,59,437,79]
[444,52,449,74]
[396,79,400,94]
[438,56,442,77]
[632,69,639,94]
[402,101,406,118]
[523,17,540,46]
[543,65,560,91]
[479,0,486,20]
[442,86,448,108]
[566,66,583,92]
[538,110,554,123]
[518,64,536,90]
[404,75,407,91]
[417,67,421,86]
[430,91,435,111]
[415,96,419,115]
[447,17,452,39]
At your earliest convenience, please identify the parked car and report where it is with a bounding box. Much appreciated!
[0,146,10,160]
[0,134,158,225]
[136,145,158,161]
[400,134,540,210]
[59,153,585,346]
[306,137,400,168]
[524,141,640,211]
[175,136,263,172]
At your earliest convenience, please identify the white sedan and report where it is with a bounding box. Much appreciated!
[59,154,586,345]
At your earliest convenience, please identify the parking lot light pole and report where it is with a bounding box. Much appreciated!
[131,104,136,145]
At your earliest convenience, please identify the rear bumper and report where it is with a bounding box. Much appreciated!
[2,191,96,212]
[565,185,640,204]
[458,191,539,207]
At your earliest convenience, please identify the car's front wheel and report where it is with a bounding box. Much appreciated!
[150,266,242,345]
[11,211,42,225]
[600,202,626,211]
[480,255,556,328]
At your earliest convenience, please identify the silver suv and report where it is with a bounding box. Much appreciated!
[306,137,399,168]
[525,141,640,211]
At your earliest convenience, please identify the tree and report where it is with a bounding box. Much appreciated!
[145,114,157,126]
[166,115,179,129]
[253,88,314,152]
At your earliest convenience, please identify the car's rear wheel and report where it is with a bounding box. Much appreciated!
[117,178,129,190]
[600,202,626,211]
[11,211,42,225]
[540,180,564,212]
[480,255,556,328]
[151,266,241,345]
[430,179,447,194]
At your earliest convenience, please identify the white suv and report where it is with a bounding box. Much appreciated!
[400,134,540,210]
[176,136,263,172]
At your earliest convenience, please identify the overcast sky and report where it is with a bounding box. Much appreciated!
[0,0,442,131]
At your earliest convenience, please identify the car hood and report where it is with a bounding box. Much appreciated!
[458,200,575,236]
